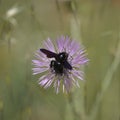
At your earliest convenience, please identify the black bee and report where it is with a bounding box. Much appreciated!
[40,49,72,74]
[50,60,63,74]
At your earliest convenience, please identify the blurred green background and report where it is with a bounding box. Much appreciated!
[0,0,120,120]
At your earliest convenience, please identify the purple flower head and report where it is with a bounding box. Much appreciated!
[32,36,89,93]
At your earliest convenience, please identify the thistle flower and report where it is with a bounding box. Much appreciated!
[32,36,89,93]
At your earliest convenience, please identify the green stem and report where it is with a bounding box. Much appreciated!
[67,93,81,120]
[88,35,120,120]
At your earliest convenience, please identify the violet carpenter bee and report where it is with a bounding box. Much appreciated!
[50,60,64,75]
[40,49,72,74]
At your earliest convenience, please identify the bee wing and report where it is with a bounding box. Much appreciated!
[64,61,72,70]
[40,49,57,58]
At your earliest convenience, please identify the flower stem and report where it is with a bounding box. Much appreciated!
[67,93,81,120]
[88,34,120,120]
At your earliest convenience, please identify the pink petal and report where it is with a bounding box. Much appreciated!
[32,60,49,67]
[44,38,55,52]
[72,69,84,80]
[32,67,49,75]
